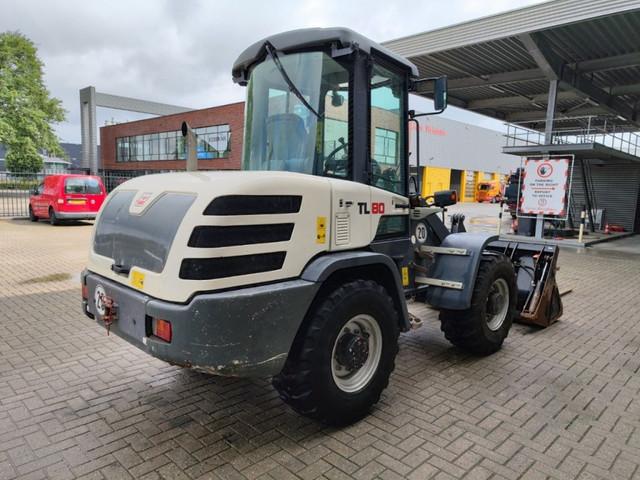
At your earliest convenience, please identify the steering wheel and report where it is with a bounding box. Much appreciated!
[324,137,348,175]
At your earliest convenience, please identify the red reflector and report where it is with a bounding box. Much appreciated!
[81,283,88,300]
[153,318,172,342]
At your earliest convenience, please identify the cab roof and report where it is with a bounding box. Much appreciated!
[232,27,419,85]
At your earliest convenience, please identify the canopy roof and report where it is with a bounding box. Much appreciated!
[383,0,640,131]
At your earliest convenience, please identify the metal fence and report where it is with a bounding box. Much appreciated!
[0,170,156,218]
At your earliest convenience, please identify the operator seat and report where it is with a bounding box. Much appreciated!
[266,113,309,172]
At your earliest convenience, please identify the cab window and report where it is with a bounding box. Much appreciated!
[370,62,406,195]
[243,51,350,179]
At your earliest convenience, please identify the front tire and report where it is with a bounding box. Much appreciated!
[439,253,516,355]
[273,279,400,426]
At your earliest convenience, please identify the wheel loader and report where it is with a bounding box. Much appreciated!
[81,27,562,425]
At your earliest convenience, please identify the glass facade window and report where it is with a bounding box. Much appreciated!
[194,124,231,159]
[374,128,398,165]
[115,124,231,163]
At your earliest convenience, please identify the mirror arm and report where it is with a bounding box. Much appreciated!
[410,109,446,118]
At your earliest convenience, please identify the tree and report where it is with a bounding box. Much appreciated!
[0,32,66,172]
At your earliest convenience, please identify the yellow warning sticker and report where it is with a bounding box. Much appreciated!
[131,270,145,289]
[316,216,327,244]
[401,266,409,286]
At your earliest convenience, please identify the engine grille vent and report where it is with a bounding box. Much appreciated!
[335,213,350,245]
[179,252,286,280]
[188,223,294,248]
[204,195,302,216]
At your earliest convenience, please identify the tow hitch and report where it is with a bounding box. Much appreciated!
[96,291,118,335]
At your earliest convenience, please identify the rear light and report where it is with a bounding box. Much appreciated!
[152,318,172,342]
[81,283,88,300]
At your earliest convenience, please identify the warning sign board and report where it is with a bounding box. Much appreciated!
[520,157,570,216]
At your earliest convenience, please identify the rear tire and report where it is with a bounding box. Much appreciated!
[272,279,400,426]
[28,205,38,222]
[49,207,59,226]
[439,253,516,355]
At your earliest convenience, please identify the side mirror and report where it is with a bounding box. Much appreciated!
[433,76,448,112]
[410,76,448,114]
[433,189,457,207]
[331,91,344,107]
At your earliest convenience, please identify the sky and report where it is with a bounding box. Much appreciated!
[0,0,547,144]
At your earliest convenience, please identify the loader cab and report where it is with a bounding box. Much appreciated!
[232,28,420,197]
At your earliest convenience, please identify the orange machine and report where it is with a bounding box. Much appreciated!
[476,181,502,203]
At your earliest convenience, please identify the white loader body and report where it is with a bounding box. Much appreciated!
[88,170,407,303]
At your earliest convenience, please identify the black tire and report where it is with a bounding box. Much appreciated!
[439,253,516,355]
[28,205,38,222]
[49,207,59,226]
[272,279,400,426]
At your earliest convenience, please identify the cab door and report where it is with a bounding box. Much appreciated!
[368,58,412,288]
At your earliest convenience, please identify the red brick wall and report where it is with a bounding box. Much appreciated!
[100,102,244,171]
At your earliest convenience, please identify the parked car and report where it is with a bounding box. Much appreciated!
[29,174,106,225]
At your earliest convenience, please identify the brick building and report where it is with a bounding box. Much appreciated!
[99,102,244,172]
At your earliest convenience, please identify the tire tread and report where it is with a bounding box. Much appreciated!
[273,279,399,425]
[439,253,516,355]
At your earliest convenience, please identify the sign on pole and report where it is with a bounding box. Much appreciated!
[519,156,572,219]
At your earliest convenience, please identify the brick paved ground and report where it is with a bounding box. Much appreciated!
[2,217,640,480]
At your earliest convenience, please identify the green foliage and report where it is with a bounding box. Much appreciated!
[0,31,66,172]
[5,137,42,172]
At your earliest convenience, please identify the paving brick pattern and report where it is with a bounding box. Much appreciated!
[2,217,640,479]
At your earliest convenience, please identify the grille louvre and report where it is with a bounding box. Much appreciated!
[204,195,302,216]
[188,223,294,248]
[335,213,350,245]
[179,252,286,280]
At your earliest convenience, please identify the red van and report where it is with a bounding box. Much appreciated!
[29,174,106,225]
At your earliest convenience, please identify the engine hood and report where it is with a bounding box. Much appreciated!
[113,170,330,198]
[88,171,334,303]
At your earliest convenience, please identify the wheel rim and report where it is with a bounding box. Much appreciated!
[331,314,382,393]
[486,278,509,331]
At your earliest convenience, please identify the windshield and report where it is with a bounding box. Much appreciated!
[243,51,350,178]
[65,177,103,194]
